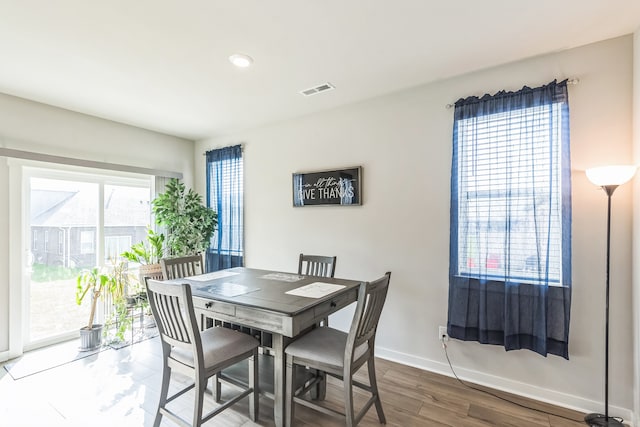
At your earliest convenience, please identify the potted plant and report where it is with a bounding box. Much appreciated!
[152,178,217,257]
[75,267,111,351]
[76,261,141,348]
[103,260,134,344]
[121,227,165,285]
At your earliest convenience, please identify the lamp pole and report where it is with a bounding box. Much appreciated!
[584,165,636,426]
[603,185,614,423]
[584,180,628,427]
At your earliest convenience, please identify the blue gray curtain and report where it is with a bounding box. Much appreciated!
[447,80,572,359]
[205,145,243,271]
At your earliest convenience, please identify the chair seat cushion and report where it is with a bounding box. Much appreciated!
[285,327,367,368]
[171,327,259,369]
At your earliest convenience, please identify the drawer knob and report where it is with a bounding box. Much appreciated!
[330,301,337,308]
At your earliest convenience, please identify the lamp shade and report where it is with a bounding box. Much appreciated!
[585,165,637,186]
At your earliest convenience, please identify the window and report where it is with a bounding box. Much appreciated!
[206,145,244,271]
[25,169,152,346]
[105,235,132,261]
[455,104,563,285]
[447,80,572,359]
[80,230,94,254]
[58,230,64,255]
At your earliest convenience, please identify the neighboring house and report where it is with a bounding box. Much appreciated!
[30,187,149,269]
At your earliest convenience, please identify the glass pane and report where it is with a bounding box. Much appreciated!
[29,178,98,343]
[455,104,564,284]
[103,184,151,264]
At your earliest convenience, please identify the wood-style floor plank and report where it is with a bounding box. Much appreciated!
[0,337,593,426]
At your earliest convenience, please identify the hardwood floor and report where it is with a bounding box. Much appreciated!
[0,336,589,426]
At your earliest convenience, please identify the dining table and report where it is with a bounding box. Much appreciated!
[165,266,363,427]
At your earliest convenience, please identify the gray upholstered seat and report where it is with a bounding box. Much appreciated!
[284,327,368,368]
[170,326,260,369]
[145,279,259,427]
[161,254,204,280]
[285,272,391,427]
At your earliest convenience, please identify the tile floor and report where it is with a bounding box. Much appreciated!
[0,337,268,427]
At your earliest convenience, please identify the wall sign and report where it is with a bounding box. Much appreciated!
[293,166,361,206]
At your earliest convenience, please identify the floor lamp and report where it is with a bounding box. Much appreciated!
[584,165,637,427]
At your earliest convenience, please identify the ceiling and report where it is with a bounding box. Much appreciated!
[1,1,639,141]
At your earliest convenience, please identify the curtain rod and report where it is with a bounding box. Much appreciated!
[0,147,183,179]
[202,143,244,156]
[445,78,580,109]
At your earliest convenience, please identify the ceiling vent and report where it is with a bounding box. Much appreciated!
[299,82,335,97]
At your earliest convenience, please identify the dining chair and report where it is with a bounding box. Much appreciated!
[298,253,337,278]
[284,271,391,427]
[145,278,259,427]
[161,254,204,280]
[298,253,337,327]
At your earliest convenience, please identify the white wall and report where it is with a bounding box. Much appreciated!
[195,35,636,419]
[0,93,194,355]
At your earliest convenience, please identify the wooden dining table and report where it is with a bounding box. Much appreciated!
[165,266,363,427]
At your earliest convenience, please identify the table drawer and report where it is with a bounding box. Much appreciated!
[314,289,357,318]
[235,306,287,335]
[193,297,236,316]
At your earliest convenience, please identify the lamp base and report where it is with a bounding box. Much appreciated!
[584,413,624,426]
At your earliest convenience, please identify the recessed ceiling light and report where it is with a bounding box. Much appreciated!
[229,53,253,68]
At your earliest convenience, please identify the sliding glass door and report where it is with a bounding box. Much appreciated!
[24,168,151,349]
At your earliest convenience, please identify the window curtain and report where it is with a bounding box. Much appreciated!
[447,80,572,359]
[205,145,243,271]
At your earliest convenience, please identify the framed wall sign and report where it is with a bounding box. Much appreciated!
[293,166,361,206]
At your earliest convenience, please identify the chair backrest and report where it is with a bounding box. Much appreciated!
[161,254,204,280]
[298,254,337,278]
[146,270,165,281]
[138,264,164,291]
[346,272,391,359]
[145,279,203,366]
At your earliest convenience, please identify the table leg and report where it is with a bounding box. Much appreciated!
[310,369,327,400]
[272,334,285,427]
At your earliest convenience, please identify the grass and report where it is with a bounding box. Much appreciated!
[30,263,82,282]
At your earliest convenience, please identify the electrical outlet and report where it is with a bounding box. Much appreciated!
[438,326,449,342]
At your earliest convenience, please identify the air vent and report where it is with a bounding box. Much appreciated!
[299,82,335,97]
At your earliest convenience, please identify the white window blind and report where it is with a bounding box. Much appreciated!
[209,154,243,256]
[455,103,564,284]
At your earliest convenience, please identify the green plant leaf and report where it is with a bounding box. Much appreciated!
[152,178,217,256]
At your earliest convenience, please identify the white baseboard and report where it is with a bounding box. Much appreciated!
[0,350,9,363]
[376,346,635,426]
